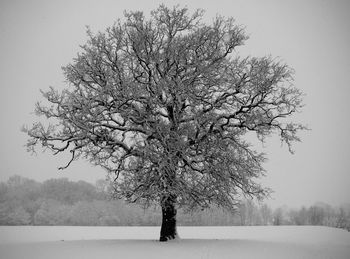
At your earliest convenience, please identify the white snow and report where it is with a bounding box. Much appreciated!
[0,226,349,259]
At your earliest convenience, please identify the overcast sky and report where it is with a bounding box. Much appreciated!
[0,0,349,208]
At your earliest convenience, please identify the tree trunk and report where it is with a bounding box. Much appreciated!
[159,195,177,241]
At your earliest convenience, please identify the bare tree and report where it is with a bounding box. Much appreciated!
[260,203,273,225]
[24,5,305,241]
[273,207,285,226]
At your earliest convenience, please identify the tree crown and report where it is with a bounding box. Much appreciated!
[24,5,305,211]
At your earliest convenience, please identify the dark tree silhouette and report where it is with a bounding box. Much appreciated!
[24,5,305,241]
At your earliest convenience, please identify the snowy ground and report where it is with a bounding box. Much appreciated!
[0,226,349,259]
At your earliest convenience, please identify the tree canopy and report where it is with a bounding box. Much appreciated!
[25,5,305,232]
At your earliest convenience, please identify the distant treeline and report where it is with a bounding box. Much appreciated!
[0,175,349,231]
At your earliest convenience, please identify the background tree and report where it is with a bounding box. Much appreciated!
[34,199,70,225]
[7,206,31,225]
[273,207,284,226]
[2,175,350,230]
[41,178,97,204]
[289,207,308,225]
[336,207,349,230]
[260,203,273,225]
[308,205,325,226]
[24,5,305,241]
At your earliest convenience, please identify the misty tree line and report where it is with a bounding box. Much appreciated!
[0,175,349,230]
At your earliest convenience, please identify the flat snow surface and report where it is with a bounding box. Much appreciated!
[0,226,349,259]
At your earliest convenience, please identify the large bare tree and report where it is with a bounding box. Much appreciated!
[24,5,305,241]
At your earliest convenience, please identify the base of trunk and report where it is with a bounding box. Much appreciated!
[159,195,177,242]
[159,232,177,242]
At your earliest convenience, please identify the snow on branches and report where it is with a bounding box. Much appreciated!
[24,5,305,212]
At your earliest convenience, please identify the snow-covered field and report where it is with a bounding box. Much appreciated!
[0,226,349,259]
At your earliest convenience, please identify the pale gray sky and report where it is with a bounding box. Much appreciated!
[0,0,349,208]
